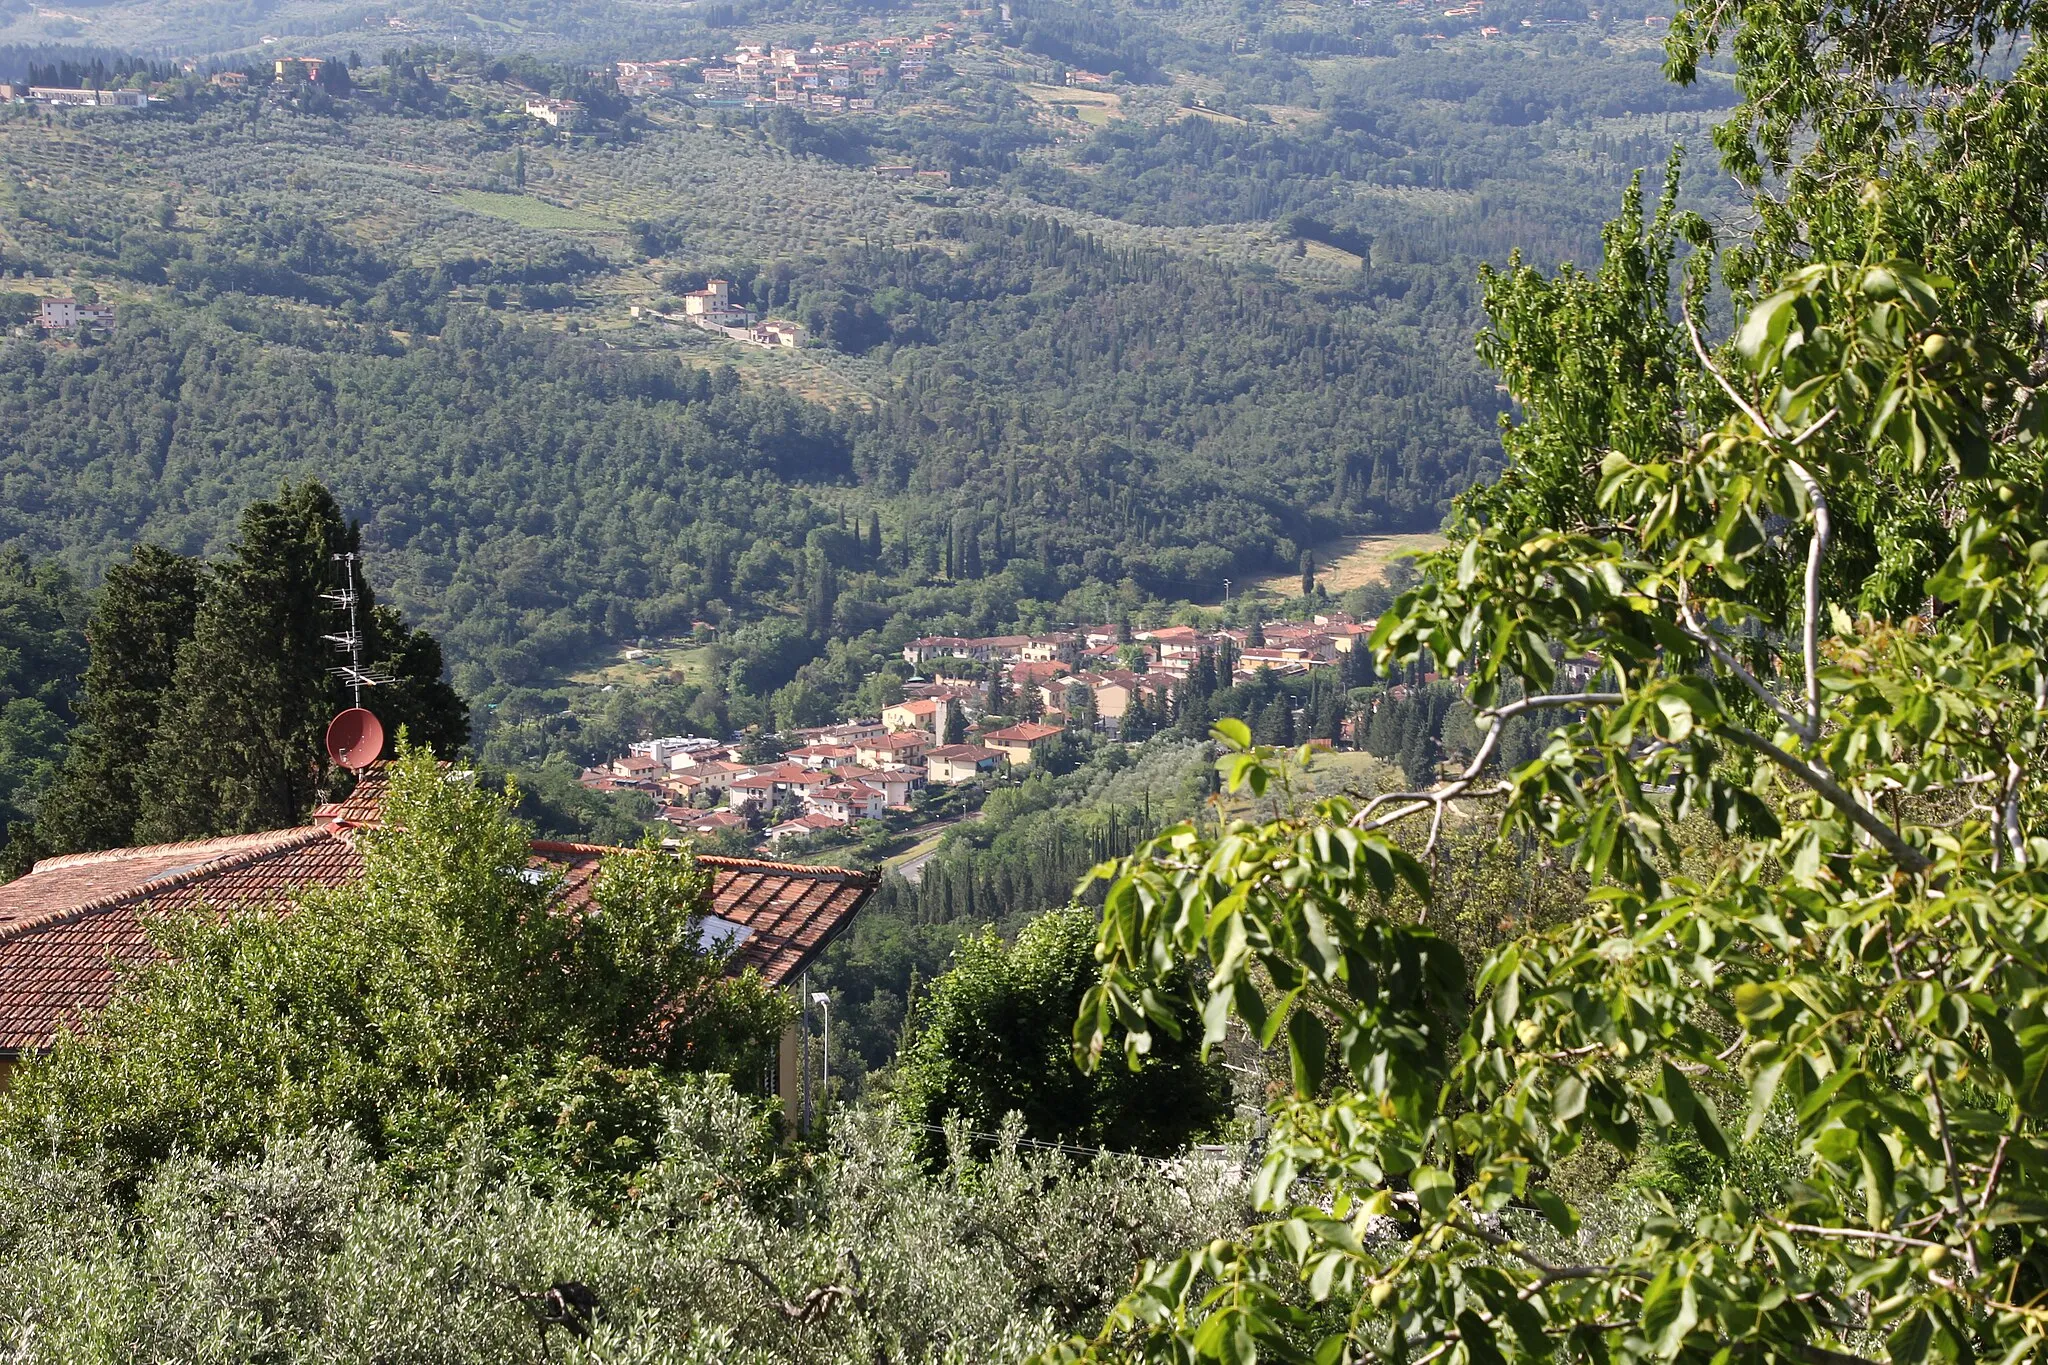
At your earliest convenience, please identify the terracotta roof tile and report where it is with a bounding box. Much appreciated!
[0,795,875,1055]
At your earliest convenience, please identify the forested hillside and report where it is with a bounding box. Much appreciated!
[0,0,1734,696]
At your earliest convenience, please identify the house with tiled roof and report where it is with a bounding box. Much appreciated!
[804,782,887,824]
[726,770,792,812]
[830,764,922,806]
[881,697,947,737]
[786,742,858,769]
[1001,661,1063,695]
[981,721,1065,767]
[924,743,1002,783]
[855,731,929,767]
[0,770,877,1101]
[1137,625,1207,658]
[661,808,749,837]
[764,812,845,846]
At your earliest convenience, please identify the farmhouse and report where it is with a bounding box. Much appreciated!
[38,297,116,330]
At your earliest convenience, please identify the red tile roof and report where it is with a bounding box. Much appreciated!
[983,721,1064,744]
[0,786,876,1055]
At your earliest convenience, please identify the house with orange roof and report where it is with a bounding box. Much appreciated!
[855,731,929,767]
[981,721,1064,766]
[882,697,948,737]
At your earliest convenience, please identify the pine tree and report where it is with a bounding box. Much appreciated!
[1254,696,1286,746]
[1322,696,1347,747]
[1067,682,1097,733]
[138,484,354,840]
[1398,712,1435,787]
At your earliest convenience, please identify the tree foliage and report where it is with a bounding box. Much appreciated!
[896,906,1230,1157]
[11,482,467,861]
[4,749,790,1199]
[1044,0,2048,1354]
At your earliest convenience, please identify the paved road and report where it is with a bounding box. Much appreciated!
[889,812,981,884]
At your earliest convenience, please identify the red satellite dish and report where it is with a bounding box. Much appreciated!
[325,708,386,770]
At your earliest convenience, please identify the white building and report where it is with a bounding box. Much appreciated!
[39,297,116,329]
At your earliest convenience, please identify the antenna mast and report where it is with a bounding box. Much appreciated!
[323,553,393,705]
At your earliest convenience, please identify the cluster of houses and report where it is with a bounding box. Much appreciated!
[579,698,1067,850]
[903,612,1375,686]
[585,609,1608,852]
[612,28,958,113]
[584,613,1384,850]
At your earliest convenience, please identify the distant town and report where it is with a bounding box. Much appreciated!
[582,608,1609,857]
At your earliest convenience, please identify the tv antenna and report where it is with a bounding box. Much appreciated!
[322,552,392,770]
[323,552,394,707]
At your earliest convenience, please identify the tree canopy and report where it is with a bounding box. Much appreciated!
[6,748,789,1200]
[1046,0,2048,1358]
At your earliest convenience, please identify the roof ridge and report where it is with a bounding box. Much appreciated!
[29,828,307,873]
[0,825,337,946]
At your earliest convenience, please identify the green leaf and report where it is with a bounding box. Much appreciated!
[1640,1266,1699,1356]
[1859,1126,1897,1224]
[1457,1311,1507,1365]
[1287,1007,1328,1097]
[1887,1310,1934,1365]
[1553,1073,1588,1122]
[1735,289,1799,368]
[1531,1188,1580,1237]
[1211,718,1253,751]
[1412,1166,1455,1221]
[1744,1056,1788,1142]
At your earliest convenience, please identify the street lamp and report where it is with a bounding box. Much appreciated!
[811,991,831,1118]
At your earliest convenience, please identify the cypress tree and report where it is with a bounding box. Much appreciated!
[985,660,1009,717]
[31,545,202,854]
[135,482,466,842]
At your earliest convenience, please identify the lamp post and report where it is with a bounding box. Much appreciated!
[811,991,831,1120]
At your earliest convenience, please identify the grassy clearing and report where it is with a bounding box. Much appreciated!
[448,189,619,232]
[1253,103,1323,127]
[566,641,720,687]
[1178,105,1247,126]
[1018,82,1123,126]
[1302,239,1365,269]
[1255,532,1449,596]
